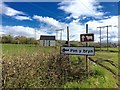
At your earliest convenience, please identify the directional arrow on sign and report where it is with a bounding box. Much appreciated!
[62,48,69,52]
[82,36,85,41]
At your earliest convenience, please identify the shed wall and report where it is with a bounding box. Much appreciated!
[40,40,55,46]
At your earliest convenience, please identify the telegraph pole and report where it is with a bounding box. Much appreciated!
[34,28,36,40]
[97,27,102,51]
[60,30,62,43]
[67,26,70,63]
[67,26,70,46]
[86,24,89,77]
[106,26,109,51]
[56,31,58,39]
[97,25,112,51]
[56,29,64,45]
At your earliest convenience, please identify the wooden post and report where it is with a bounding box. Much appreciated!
[67,26,70,46]
[67,26,70,63]
[86,24,89,77]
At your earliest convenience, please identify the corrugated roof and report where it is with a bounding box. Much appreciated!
[40,35,56,40]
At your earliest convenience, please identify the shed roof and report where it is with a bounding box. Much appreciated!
[40,35,56,40]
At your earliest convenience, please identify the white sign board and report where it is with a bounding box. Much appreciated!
[60,46,95,56]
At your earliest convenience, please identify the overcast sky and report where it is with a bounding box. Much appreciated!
[0,0,119,43]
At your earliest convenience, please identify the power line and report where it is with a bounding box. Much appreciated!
[78,1,100,19]
[28,2,70,23]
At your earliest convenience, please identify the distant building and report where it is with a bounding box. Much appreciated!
[40,35,56,46]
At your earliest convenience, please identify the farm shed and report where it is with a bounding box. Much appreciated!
[40,35,56,46]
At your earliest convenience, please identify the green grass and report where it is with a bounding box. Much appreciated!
[92,50,118,73]
[2,44,119,88]
[64,65,117,88]
[64,76,116,88]
[95,47,118,52]
[2,44,57,55]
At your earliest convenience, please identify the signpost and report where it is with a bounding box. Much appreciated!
[61,46,95,56]
[80,24,94,77]
[80,33,94,42]
[60,24,95,79]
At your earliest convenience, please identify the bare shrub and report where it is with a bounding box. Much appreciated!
[2,52,86,88]
[44,54,86,87]
[2,52,48,88]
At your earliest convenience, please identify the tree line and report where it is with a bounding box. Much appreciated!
[0,35,38,44]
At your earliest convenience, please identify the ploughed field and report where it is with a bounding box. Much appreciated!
[2,44,119,88]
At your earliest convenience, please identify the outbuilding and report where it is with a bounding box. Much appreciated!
[40,35,56,46]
